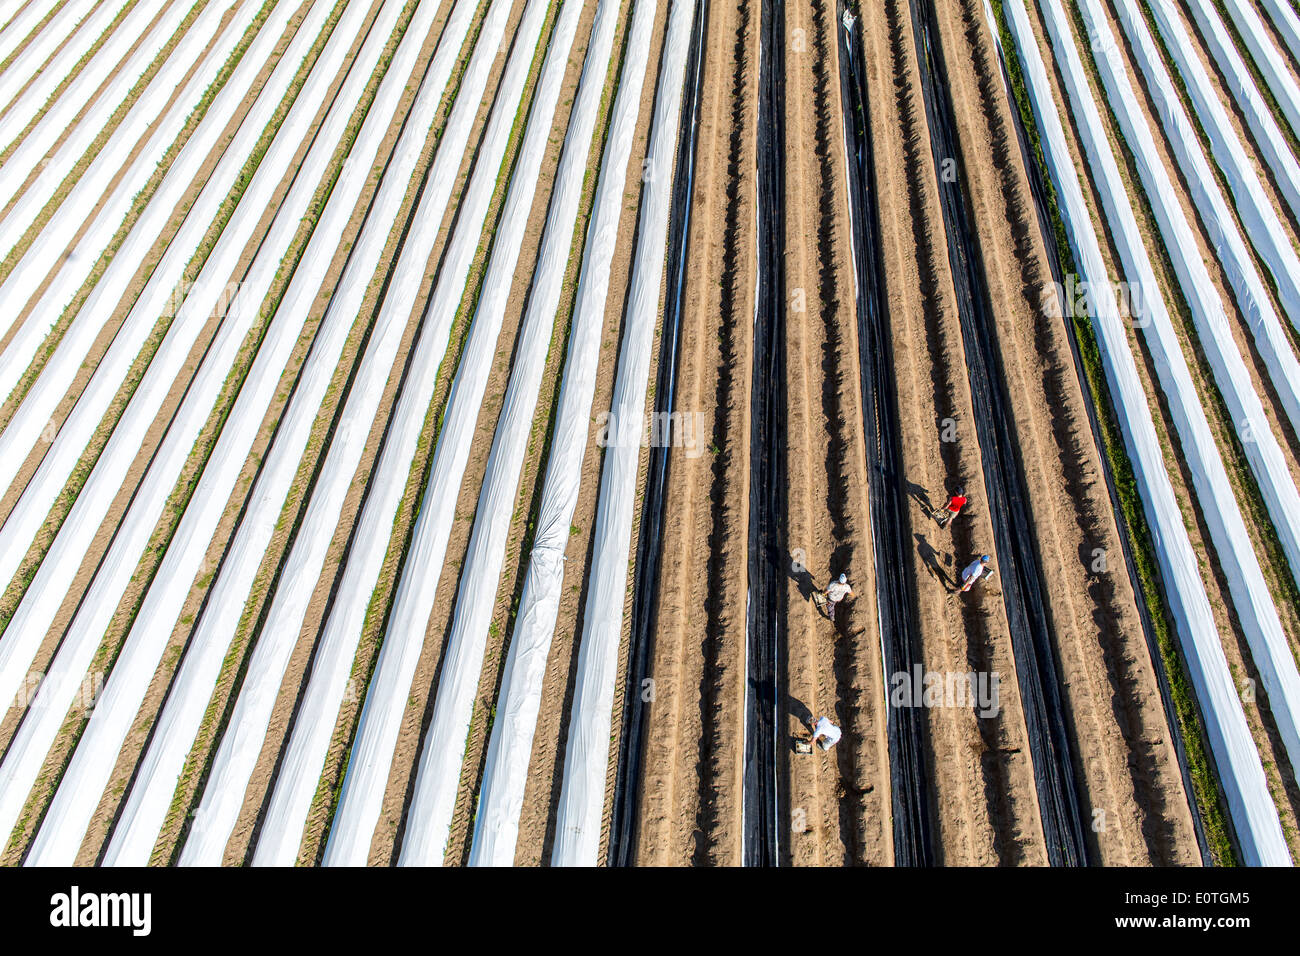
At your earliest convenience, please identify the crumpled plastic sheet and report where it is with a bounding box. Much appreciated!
[1221,0,1300,137]
[461,0,650,869]
[1258,0,1300,68]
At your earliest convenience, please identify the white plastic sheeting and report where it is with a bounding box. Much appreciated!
[0,0,209,244]
[0,1,26,36]
[329,0,579,868]
[0,0,412,855]
[173,0,510,867]
[327,0,652,870]
[1259,0,1300,68]
[1182,0,1300,225]
[0,0,131,148]
[250,0,562,868]
[18,0,460,868]
[1144,0,1300,333]
[1018,0,1291,864]
[316,0,582,866]
[1105,0,1300,614]
[0,0,95,106]
[100,0,483,869]
[550,0,694,867]
[0,0,332,723]
[0,2,57,70]
[1222,0,1300,136]
[0,0,251,366]
[464,0,654,869]
[458,0,618,869]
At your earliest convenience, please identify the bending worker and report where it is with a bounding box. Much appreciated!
[809,715,842,752]
[959,554,992,593]
[935,486,967,528]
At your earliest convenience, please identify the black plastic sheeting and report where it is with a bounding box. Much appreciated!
[983,9,1211,865]
[836,1,934,866]
[607,0,710,868]
[744,0,788,867]
[905,0,1088,865]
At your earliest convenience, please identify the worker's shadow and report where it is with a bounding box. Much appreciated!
[787,694,814,753]
[916,533,952,591]
[785,548,817,603]
[907,481,934,516]
[787,694,813,730]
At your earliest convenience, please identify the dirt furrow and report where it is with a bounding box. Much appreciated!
[632,0,753,867]
[869,0,1047,865]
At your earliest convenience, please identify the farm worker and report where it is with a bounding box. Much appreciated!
[935,486,967,528]
[824,573,853,622]
[959,555,992,593]
[810,716,842,751]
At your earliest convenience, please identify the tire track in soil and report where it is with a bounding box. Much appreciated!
[907,0,1092,865]
[940,0,1136,863]
[811,0,889,867]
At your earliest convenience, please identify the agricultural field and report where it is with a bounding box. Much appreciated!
[0,0,1297,870]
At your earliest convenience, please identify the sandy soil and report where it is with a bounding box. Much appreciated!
[866,0,1046,866]
[932,0,1197,864]
[779,0,889,866]
[632,0,754,866]
[0,0,1249,867]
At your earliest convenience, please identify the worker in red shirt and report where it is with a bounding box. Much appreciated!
[933,486,967,528]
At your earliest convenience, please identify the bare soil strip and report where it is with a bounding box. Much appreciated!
[781,0,889,867]
[632,0,753,866]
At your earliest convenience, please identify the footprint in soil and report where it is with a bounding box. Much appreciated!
[915,533,952,590]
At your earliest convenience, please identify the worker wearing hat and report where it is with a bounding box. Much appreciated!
[824,573,853,622]
[959,555,993,593]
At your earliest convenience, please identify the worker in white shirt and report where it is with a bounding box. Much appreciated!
[823,573,853,622]
[959,555,992,593]
[809,715,842,751]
